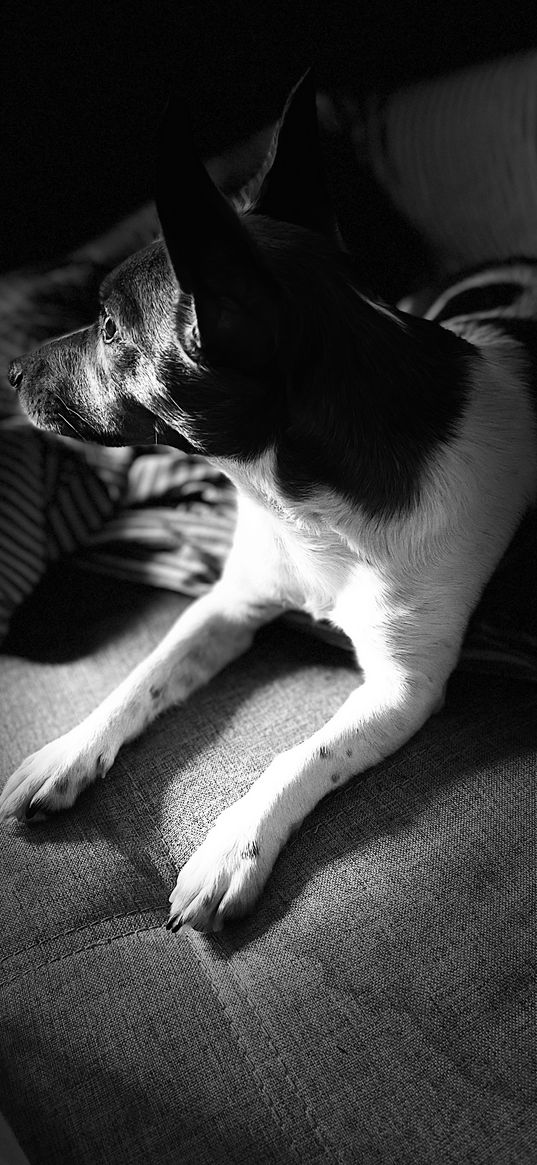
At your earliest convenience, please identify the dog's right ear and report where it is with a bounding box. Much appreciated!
[248,69,339,241]
[207,70,339,243]
[156,100,281,374]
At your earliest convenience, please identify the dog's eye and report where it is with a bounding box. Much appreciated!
[102,316,117,343]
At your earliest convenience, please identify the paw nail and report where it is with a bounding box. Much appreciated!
[25,801,40,819]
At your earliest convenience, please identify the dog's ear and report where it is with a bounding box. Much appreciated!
[206,69,338,242]
[246,69,340,241]
[156,101,281,373]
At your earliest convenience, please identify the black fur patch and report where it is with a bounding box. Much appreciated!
[157,349,281,459]
[276,281,471,521]
[156,215,470,519]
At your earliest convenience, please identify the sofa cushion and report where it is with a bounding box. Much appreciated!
[0,566,535,1164]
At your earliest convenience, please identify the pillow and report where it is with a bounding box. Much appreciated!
[364,50,537,274]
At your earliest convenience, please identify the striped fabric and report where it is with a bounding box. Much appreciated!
[74,446,237,598]
[420,257,537,326]
[0,420,131,644]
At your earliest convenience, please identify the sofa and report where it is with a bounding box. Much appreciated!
[1,8,536,1163]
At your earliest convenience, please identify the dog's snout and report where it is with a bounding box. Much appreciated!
[8,359,24,390]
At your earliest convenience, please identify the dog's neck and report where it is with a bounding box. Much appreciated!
[276,262,472,521]
[157,217,472,523]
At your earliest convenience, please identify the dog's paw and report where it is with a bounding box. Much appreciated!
[167,800,276,933]
[0,729,113,823]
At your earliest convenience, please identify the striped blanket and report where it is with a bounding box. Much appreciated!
[1,257,537,681]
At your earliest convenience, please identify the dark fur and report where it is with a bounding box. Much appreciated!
[157,214,473,519]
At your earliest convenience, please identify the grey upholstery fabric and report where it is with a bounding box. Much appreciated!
[0,567,535,1164]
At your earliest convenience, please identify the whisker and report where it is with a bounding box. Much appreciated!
[53,391,86,436]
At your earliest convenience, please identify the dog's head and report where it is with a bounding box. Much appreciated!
[8,71,470,518]
[8,72,341,454]
[8,239,181,446]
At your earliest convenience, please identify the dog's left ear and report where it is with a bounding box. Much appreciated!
[156,100,282,373]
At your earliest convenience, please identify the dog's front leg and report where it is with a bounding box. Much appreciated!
[167,652,447,932]
[0,578,282,823]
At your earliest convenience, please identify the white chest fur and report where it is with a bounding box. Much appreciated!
[216,449,387,625]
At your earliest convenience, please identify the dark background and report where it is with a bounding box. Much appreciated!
[2,0,537,283]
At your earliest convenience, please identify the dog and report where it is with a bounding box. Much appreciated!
[1,73,537,932]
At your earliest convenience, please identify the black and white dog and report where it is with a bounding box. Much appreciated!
[2,75,536,931]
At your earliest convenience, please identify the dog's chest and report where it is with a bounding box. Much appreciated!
[222,452,389,620]
[272,515,358,617]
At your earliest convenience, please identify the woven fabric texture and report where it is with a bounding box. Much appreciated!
[0,568,535,1164]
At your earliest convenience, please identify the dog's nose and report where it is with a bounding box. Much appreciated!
[8,359,24,390]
